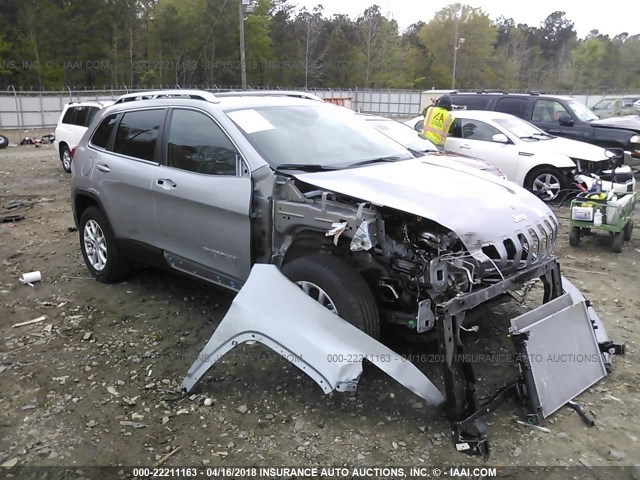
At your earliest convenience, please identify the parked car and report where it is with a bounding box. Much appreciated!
[406,110,635,201]
[360,114,505,179]
[54,100,113,172]
[71,90,622,457]
[71,90,559,341]
[407,92,640,166]
[634,99,640,115]
[592,95,640,119]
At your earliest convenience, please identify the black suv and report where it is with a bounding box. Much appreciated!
[445,92,640,166]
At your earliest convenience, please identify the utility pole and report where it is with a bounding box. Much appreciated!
[239,0,247,89]
[451,10,465,90]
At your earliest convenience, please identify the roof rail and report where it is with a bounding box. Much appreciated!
[213,90,325,102]
[113,89,219,105]
[477,89,508,94]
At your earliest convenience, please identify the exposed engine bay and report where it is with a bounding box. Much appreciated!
[271,175,549,333]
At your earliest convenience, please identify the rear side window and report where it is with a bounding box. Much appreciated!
[167,109,238,175]
[453,95,492,110]
[113,109,165,161]
[62,107,76,124]
[495,97,528,118]
[91,114,119,149]
[86,107,99,126]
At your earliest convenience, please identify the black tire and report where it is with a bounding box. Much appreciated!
[624,221,633,241]
[525,167,568,203]
[611,232,624,253]
[282,254,380,339]
[79,206,130,283]
[0,135,8,149]
[60,144,72,173]
[569,226,580,246]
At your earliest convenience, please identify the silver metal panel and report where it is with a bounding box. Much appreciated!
[509,294,573,332]
[181,264,445,407]
[561,275,611,344]
[511,300,607,417]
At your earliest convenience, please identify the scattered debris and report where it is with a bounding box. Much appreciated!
[82,332,93,341]
[516,420,550,433]
[203,398,214,407]
[153,446,181,467]
[236,405,248,414]
[0,457,19,468]
[0,214,24,223]
[67,226,78,232]
[12,315,47,328]
[19,271,42,286]
[603,394,624,403]
[120,421,146,429]
[21,404,37,411]
[107,386,120,397]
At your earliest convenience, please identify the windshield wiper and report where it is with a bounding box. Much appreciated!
[275,163,339,172]
[346,156,406,168]
[519,135,541,141]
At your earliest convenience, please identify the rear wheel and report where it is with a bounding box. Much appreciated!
[282,254,380,339]
[79,207,130,282]
[0,135,8,149]
[526,167,568,202]
[624,220,633,241]
[569,226,580,246]
[61,145,72,173]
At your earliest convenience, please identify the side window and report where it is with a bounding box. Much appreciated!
[460,119,501,142]
[86,107,99,126]
[62,107,77,125]
[450,119,463,138]
[91,113,119,149]
[113,109,165,161]
[495,97,528,118]
[167,109,238,176]
[532,100,570,122]
[454,96,492,110]
[72,106,90,126]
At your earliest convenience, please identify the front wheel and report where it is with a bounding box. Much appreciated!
[611,231,624,253]
[282,254,380,339]
[526,167,568,202]
[79,207,130,282]
[61,145,72,173]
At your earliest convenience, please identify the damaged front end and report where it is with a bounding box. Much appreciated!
[183,160,623,458]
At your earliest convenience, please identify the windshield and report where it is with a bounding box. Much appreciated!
[593,99,615,109]
[493,116,550,140]
[567,100,599,122]
[366,118,437,152]
[226,105,413,169]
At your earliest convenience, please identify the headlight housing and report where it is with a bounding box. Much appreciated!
[630,135,640,144]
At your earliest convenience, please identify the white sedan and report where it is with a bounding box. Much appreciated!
[406,111,634,201]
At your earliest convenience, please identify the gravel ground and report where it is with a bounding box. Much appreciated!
[1,143,639,472]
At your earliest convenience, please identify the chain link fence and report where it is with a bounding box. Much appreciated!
[0,86,633,130]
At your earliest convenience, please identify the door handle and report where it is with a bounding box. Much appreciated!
[157,178,177,189]
[460,144,472,150]
[96,164,111,173]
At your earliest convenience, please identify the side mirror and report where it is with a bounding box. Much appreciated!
[558,113,574,126]
[492,133,509,144]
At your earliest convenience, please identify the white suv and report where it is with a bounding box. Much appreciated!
[54,101,113,172]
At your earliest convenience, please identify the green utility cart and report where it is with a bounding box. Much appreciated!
[569,191,635,253]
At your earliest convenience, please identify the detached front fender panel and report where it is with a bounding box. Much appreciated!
[181,264,445,407]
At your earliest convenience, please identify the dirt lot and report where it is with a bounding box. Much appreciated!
[1,140,640,472]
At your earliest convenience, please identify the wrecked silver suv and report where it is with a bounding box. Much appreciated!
[71,90,622,457]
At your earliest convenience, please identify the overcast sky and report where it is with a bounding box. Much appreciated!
[286,0,638,38]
